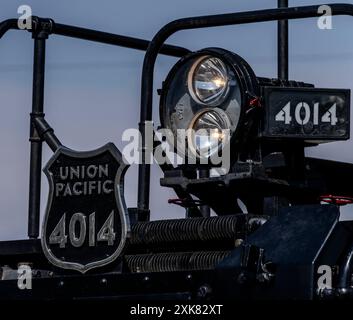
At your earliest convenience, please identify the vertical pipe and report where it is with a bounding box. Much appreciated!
[137,122,150,220]
[278,0,289,80]
[199,169,211,217]
[277,0,305,182]
[28,38,46,238]
[137,118,154,221]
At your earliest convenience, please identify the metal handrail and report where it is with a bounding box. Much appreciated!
[0,16,190,238]
[0,17,190,58]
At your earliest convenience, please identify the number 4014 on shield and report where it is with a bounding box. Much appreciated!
[49,211,116,249]
[275,102,338,126]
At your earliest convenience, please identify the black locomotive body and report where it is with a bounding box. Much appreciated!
[1,2,353,301]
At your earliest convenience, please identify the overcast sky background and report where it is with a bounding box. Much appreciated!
[0,0,352,240]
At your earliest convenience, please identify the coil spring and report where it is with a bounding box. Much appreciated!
[130,215,245,245]
[125,251,230,273]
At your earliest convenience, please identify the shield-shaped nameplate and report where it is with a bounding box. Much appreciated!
[41,143,130,273]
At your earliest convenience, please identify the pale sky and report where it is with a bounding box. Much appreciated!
[0,0,352,240]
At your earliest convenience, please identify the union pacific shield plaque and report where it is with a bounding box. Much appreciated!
[41,143,130,273]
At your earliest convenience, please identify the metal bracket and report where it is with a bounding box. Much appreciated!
[31,114,62,151]
[237,244,274,285]
[29,112,45,143]
[31,17,54,39]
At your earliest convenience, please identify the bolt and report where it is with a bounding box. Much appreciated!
[234,239,244,247]
[100,278,107,286]
[257,272,270,283]
[237,272,247,284]
[32,270,41,278]
[58,280,64,288]
[197,285,212,299]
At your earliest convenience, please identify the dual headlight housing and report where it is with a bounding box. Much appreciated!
[159,48,260,163]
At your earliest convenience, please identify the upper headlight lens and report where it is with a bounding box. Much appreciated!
[188,56,230,106]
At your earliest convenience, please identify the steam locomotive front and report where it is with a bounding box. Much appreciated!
[0,3,353,301]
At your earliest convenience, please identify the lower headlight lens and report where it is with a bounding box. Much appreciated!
[189,109,231,158]
[188,56,230,106]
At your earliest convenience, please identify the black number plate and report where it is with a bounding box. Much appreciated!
[262,87,350,141]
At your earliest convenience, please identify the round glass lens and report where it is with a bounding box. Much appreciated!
[190,56,230,105]
[190,109,230,158]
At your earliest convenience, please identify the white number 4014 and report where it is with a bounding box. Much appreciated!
[49,211,116,248]
[275,102,338,126]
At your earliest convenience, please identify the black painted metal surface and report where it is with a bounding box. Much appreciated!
[215,204,352,299]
